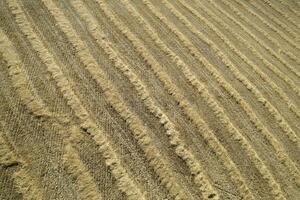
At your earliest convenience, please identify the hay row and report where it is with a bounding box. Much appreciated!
[99,0,257,198]
[216,0,300,90]
[152,0,299,148]
[72,0,219,198]
[43,0,190,198]
[9,0,144,199]
[0,29,51,118]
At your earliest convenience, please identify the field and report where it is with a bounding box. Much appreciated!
[0,0,299,199]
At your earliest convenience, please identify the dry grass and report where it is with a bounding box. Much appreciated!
[0,0,299,199]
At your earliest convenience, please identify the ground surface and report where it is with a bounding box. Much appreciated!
[0,0,300,199]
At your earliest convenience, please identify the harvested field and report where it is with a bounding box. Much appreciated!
[0,0,299,199]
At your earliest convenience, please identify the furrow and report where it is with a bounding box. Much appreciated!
[182,56,297,194]
[0,49,80,199]
[37,0,166,197]
[68,128,128,200]
[186,0,300,130]
[262,0,300,32]
[80,1,238,197]
[0,29,51,118]
[2,4,184,198]
[249,1,299,43]
[0,2,74,118]
[236,0,300,55]
[71,0,219,198]
[63,130,103,200]
[169,0,300,184]
[185,0,300,119]
[180,64,300,191]
[9,0,145,199]
[231,0,300,73]
[2,0,299,199]
[198,0,300,182]
[176,49,300,186]
[197,0,300,130]
[28,0,165,195]
[7,0,87,129]
[98,0,257,199]
[157,0,300,147]
[41,0,193,199]
[1,20,103,198]
[221,0,300,81]
[163,0,290,199]
[215,0,300,97]
[141,0,295,164]
[126,0,300,189]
